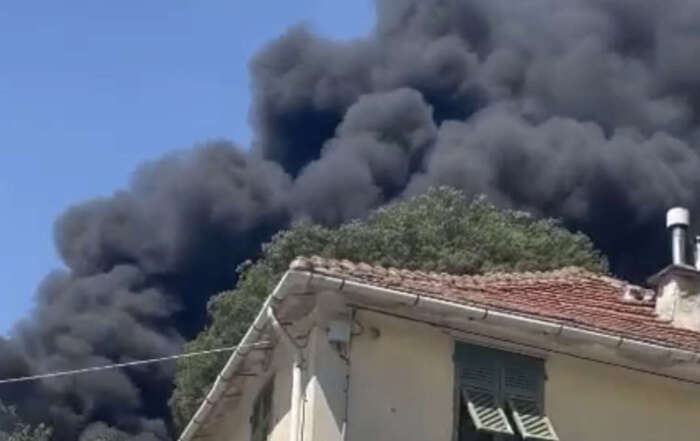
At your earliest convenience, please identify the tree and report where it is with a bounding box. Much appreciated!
[0,402,52,441]
[77,422,161,441]
[169,187,607,428]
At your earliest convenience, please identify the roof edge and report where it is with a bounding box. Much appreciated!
[304,271,700,369]
[179,266,700,441]
[177,270,310,441]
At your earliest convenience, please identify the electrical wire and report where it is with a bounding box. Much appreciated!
[0,341,273,385]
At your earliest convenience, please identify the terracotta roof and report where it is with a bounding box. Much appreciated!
[290,256,700,352]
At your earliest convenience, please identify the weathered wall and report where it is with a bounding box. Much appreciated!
[210,341,295,441]
[344,309,700,441]
[206,302,700,441]
[655,275,700,332]
[346,310,456,441]
[546,354,700,441]
[301,326,349,441]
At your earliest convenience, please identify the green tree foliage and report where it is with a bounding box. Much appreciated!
[0,402,52,441]
[77,422,160,441]
[169,187,607,428]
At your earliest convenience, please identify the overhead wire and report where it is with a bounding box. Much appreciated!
[0,341,273,385]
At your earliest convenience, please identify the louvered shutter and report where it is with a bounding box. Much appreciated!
[508,397,559,441]
[504,355,559,441]
[503,355,543,399]
[460,387,514,435]
[456,345,514,436]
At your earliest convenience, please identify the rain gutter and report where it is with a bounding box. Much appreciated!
[180,268,700,440]
[178,271,300,441]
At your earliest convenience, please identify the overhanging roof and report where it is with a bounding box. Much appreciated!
[179,256,700,441]
[293,256,700,353]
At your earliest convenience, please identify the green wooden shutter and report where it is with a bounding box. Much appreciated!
[504,355,559,441]
[460,387,514,435]
[456,345,514,436]
[503,355,543,398]
[508,397,559,441]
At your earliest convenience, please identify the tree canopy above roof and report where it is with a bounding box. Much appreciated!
[169,187,607,428]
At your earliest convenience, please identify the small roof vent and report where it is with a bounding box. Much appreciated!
[622,285,649,302]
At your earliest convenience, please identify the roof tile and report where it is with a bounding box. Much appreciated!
[290,256,700,352]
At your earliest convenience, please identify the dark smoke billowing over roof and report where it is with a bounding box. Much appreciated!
[4,0,700,439]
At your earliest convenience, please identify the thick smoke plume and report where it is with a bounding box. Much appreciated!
[4,0,700,439]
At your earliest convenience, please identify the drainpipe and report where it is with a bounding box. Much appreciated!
[267,307,304,441]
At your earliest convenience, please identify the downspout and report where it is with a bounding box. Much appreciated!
[268,307,304,441]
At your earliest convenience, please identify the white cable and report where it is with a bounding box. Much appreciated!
[0,341,272,385]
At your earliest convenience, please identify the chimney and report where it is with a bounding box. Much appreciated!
[666,207,689,265]
[648,207,700,332]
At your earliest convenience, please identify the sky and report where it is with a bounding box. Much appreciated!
[0,1,375,334]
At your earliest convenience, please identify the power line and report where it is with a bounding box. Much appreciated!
[0,341,273,385]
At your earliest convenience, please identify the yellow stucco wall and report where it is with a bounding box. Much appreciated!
[211,342,295,441]
[346,309,700,441]
[546,354,700,441]
[346,310,455,441]
[302,326,349,441]
[206,305,700,441]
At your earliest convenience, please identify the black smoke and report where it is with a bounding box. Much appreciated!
[4,0,700,439]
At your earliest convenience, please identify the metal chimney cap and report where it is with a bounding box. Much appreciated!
[667,207,690,228]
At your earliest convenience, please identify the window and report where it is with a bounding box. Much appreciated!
[455,343,559,441]
[251,377,274,441]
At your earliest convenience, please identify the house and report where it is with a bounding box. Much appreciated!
[178,208,700,441]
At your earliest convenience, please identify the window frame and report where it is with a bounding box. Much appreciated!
[453,342,558,441]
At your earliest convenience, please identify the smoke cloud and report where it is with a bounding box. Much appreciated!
[4,0,700,439]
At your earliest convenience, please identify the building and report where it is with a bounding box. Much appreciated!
[178,208,700,441]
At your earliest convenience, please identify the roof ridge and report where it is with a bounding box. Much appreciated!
[288,255,630,287]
